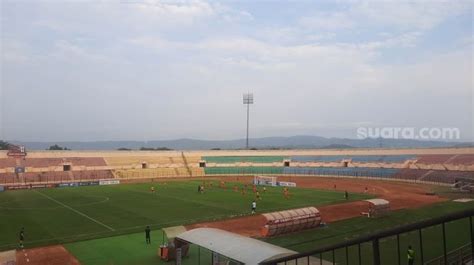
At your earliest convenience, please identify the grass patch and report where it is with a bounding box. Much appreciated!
[0,180,371,250]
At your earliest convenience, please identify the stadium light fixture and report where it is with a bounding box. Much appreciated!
[243,93,254,149]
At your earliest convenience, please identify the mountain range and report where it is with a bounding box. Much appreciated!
[8,136,473,150]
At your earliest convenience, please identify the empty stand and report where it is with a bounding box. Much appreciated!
[290,156,346,163]
[73,170,114,180]
[416,155,453,164]
[0,173,17,184]
[392,169,429,181]
[115,168,194,178]
[350,155,416,163]
[105,156,189,166]
[291,155,415,163]
[19,157,107,167]
[421,171,474,184]
[448,154,474,165]
[0,158,17,168]
[283,167,399,178]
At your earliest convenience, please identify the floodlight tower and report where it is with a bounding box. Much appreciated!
[243,93,254,149]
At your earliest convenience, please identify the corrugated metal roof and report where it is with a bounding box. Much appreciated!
[176,228,296,265]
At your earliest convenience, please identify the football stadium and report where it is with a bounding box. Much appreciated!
[1,1,473,265]
[0,147,473,264]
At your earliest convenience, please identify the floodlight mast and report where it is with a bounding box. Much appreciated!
[243,93,254,149]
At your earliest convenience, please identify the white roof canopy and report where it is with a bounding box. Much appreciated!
[176,228,296,265]
[162,226,187,241]
[365,198,390,206]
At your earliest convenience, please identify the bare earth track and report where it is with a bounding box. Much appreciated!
[15,245,79,265]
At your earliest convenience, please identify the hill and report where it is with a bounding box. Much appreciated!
[8,136,471,150]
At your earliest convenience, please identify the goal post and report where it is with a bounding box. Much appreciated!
[253,175,277,187]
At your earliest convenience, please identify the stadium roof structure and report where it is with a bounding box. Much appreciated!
[365,198,390,206]
[176,228,297,265]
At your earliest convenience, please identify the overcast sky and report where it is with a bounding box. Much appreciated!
[0,0,473,142]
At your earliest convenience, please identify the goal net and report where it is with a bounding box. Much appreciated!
[253,175,277,186]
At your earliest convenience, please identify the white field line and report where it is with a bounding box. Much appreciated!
[34,190,115,232]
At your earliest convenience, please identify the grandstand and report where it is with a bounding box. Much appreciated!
[115,167,204,178]
[0,148,473,185]
[23,157,106,167]
[0,158,16,168]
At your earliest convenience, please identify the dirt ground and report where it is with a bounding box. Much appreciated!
[15,245,80,265]
[186,176,445,237]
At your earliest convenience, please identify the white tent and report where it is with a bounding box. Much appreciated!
[364,198,390,217]
[364,198,390,206]
[176,228,297,265]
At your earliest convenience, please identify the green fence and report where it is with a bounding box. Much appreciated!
[204,167,284,175]
[203,156,287,163]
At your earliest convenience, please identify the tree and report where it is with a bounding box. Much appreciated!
[0,141,10,150]
[139,147,173,151]
[117,147,132,151]
[48,144,69,150]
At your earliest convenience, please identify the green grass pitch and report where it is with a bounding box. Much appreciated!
[0,180,371,250]
[61,201,474,265]
[62,201,474,265]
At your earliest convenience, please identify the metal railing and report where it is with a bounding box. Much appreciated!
[425,242,472,265]
[260,208,474,265]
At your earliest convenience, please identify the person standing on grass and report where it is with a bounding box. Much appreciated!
[407,245,415,265]
[19,227,25,248]
[145,226,151,244]
[344,190,349,200]
[251,200,257,214]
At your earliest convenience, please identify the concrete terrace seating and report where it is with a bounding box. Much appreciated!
[290,155,415,163]
[422,171,474,184]
[22,171,70,183]
[0,173,17,184]
[73,170,114,180]
[104,156,199,167]
[351,155,416,163]
[415,155,454,165]
[392,169,430,181]
[0,158,17,168]
[20,157,107,167]
[190,168,205,176]
[114,168,200,178]
[290,156,346,163]
[183,156,202,164]
[67,158,107,167]
[448,155,474,165]
[0,170,115,184]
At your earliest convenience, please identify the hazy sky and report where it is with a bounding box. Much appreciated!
[1,0,473,141]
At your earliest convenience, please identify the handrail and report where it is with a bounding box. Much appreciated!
[260,208,474,264]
